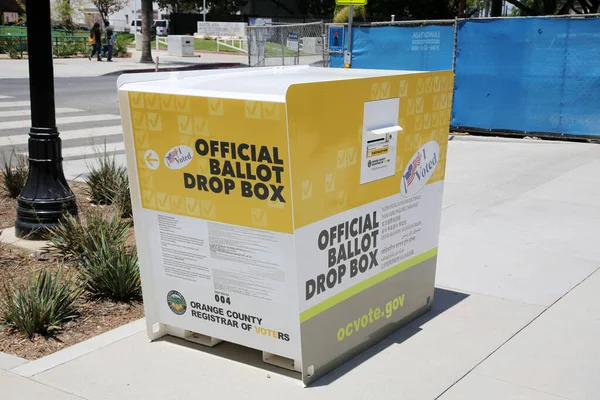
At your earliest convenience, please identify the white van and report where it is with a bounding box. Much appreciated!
[131,19,142,33]
[154,20,169,36]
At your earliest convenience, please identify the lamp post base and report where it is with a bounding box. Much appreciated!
[15,127,77,240]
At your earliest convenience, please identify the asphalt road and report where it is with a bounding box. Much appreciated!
[0,76,120,116]
[0,75,125,175]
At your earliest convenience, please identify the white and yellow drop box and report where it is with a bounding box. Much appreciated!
[118,66,454,385]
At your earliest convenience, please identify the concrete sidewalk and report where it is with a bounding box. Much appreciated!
[3,137,600,399]
[0,48,248,79]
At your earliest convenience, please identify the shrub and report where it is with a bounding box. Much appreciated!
[0,36,25,59]
[1,267,82,337]
[85,145,128,205]
[114,177,133,219]
[52,38,87,57]
[79,236,141,301]
[113,35,130,57]
[1,150,29,198]
[45,209,130,261]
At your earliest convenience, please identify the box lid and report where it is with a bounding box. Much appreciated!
[117,65,423,102]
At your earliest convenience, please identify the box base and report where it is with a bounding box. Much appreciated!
[160,325,302,374]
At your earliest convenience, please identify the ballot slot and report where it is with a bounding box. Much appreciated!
[360,98,402,185]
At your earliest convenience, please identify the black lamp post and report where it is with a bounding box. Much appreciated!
[15,0,77,239]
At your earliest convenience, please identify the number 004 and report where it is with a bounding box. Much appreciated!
[215,295,231,305]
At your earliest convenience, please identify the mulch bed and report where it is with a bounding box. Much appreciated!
[0,181,143,360]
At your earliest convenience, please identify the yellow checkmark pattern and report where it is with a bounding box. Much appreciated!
[147,112,162,131]
[424,113,431,129]
[286,70,453,229]
[432,94,440,111]
[251,208,267,228]
[144,93,160,110]
[336,149,347,168]
[416,97,424,114]
[127,92,293,233]
[415,115,423,131]
[425,77,433,93]
[125,71,453,233]
[371,81,392,100]
[208,98,224,115]
[399,80,408,97]
[194,117,209,136]
[407,98,416,115]
[186,197,201,216]
[301,180,313,200]
[178,115,193,135]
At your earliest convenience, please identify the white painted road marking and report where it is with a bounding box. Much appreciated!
[0,114,121,130]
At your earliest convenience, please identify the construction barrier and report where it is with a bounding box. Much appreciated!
[451,17,600,138]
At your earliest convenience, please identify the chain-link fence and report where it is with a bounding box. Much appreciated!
[247,21,327,67]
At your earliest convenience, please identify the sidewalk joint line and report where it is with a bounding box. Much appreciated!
[434,266,600,399]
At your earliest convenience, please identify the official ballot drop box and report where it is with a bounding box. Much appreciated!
[117,66,454,385]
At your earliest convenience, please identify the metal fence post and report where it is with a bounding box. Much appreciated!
[345,5,354,68]
[281,28,285,65]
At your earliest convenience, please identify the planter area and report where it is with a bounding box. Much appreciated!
[0,152,143,360]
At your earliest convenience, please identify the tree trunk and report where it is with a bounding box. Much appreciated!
[140,0,153,63]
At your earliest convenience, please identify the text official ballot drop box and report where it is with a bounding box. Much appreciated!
[117,66,454,385]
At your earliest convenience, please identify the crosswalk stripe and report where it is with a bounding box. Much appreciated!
[0,108,84,118]
[0,125,123,146]
[0,114,121,130]
[45,142,126,158]
[0,95,15,99]
[63,154,128,182]
[0,101,30,108]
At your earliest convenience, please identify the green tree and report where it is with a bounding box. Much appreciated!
[14,0,27,24]
[53,0,84,29]
[91,0,128,23]
[332,5,366,23]
[155,0,247,18]
[502,0,599,15]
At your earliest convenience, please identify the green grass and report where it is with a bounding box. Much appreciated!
[0,25,88,38]
[148,38,306,56]
[265,42,307,57]
[117,33,135,45]
[150,38,244,53]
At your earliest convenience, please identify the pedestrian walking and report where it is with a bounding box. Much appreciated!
[88,22,102,61]
[102,20,115,62]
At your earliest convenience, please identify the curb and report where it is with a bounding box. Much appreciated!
[448,134,597,145]
[0,352,28,371]
[102,62,245,77]
[10,318,146,378]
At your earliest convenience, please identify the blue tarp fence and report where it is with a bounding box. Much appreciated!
[331,17,600,139]
[452,17,600,138]
[330,24,455,71]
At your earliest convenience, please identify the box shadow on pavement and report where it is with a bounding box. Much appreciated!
[156,335,302,380]
[154,287,468,385]
[308,287,470,387]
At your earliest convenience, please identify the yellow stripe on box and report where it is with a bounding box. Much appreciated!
[299,248,438,323]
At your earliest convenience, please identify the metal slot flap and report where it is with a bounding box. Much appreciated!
[369,125,403,135]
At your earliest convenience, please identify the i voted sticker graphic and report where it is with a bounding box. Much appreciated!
[401,141,440,197]
[164,145,193,170]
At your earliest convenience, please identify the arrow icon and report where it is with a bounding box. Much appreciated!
[144,149,159,170]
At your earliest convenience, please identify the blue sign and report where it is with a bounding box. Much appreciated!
[288,32,299,51]
[329,25,344,53]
